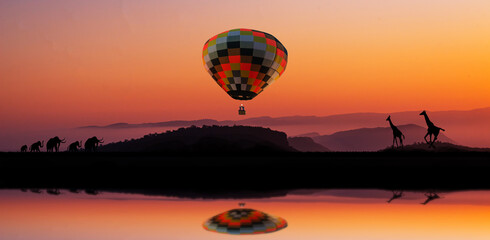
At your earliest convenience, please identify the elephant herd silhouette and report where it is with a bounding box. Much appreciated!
[20,136,104,152]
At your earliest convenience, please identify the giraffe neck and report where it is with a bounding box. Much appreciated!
[423,114,433,126]
[388,119,395,129]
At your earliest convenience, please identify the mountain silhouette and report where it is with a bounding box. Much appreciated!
[80,119,220,129]
[78,107,490,148]
[100,125,295,152]
[288,137,330,152]
[312,124,455,151]
[293,132,321,138]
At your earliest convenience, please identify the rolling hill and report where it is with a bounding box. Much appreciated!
[287,137,330,152]
[312,124,454,151]
[79,107,490,148]
[100,125,295,152]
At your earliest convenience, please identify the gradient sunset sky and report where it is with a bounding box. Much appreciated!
[1,0,489,131]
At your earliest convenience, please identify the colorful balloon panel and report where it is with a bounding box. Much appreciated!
[203,208,287,235]
[202,29,288,100]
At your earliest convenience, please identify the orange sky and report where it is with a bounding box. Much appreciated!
[1,0,490,130]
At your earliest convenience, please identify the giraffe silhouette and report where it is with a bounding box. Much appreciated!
[387,190,403,203]
[421,192,440,205]
[420,110,445,148]
[386,115,405,148]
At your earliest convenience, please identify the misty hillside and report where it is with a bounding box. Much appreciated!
[79,107,490,148]
[80,119,220,129]
[100,125,295,152]
[294,132,321,138]
[313,124,455,152]
[288,137,330,152]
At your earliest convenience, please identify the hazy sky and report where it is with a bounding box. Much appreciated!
[1,0,489,130]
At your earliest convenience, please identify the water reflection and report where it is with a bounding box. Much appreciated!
[421,192,441,205]
[1,189,490,239]
[387,190,404,203]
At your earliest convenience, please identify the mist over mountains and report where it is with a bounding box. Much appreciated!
[81,107,490,148]
[310,124,454,152]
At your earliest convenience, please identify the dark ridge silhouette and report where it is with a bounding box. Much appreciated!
[84,136,104,152]
[29,141,44,152]
[380,142,490,152]
[68,141,82,152]
[1,151,489,191]
[312,124,454,151]
[46,189,60,195]
[420,110,445,148]
[288,137,329,152]
[46,136,66,152]
[100,125,295,152]
[79,119,221,129]
[20,145,28,152]
[386,115,405,148]
[76,107,490,148]
[84,189,99,195]
[30,189,42,194]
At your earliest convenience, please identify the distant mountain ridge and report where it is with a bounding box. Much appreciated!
[80,107,490,129]
[80,119,220,129]
[79,107,490,148]
[312,124,454,151]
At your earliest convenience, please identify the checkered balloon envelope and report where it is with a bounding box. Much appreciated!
[203,208,287,235]
[202,29,288,101]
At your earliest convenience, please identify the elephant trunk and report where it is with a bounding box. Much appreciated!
[61,138,66,143]
[99,138,104,143]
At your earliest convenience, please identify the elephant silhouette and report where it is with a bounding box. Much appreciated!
[20,145,28,152]
[46,136,66,152]
[68,141,82,152]
[29,141,44,152]
[84,136,104,152]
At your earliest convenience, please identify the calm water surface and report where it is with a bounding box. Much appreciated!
[1,189,490,240]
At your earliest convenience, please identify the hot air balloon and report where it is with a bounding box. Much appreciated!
[203,207,287,235]
[202,29,288,115]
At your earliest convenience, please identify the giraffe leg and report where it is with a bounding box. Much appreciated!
[399,136,403,148]
[424,133,430,144]
[432,134,439,148]
[392,137,396,148]
[429,134,434,147]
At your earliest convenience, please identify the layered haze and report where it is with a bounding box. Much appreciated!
[1,108,488,151]
[1,1,489,151]
[1,1,490,132]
